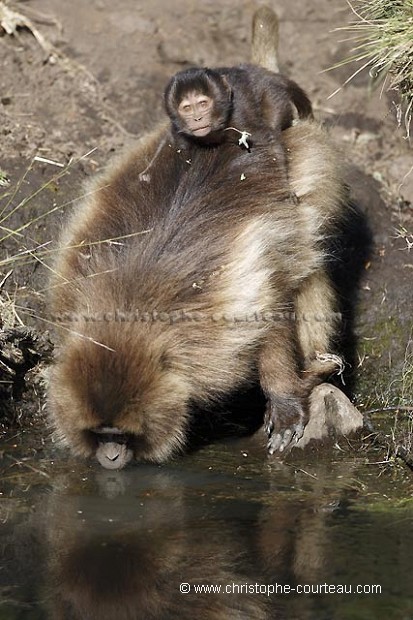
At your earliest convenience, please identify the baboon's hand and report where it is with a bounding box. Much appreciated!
[264,395,307,454]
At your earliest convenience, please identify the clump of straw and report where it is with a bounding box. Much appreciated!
[334,0,413,136]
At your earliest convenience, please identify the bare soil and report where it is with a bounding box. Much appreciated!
[1,0,412,424]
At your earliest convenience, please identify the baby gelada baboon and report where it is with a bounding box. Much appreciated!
[48,7,347,469]
[140,64,313,198]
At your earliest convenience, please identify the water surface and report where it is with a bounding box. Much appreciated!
[0,429,412,619]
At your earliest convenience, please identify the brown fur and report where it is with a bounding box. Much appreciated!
[164,64,313,145]
[140,9,313,193]
[157,64,313,202]
[48,117,347,466]
[48,7,347,467]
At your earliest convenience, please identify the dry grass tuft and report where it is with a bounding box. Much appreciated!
[331,0,413,136]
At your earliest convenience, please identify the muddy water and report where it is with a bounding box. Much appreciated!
[0,430,412,620]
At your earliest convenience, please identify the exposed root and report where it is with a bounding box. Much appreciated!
[0,326,53,400]
[0,1,59,59]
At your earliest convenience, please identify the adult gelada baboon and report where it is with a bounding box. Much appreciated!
[48,6,347,469]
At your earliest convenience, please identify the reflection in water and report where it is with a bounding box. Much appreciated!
[45,469,271,619]
[0,441,412,620]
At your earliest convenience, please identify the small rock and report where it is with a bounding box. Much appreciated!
[295,383,363,449]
